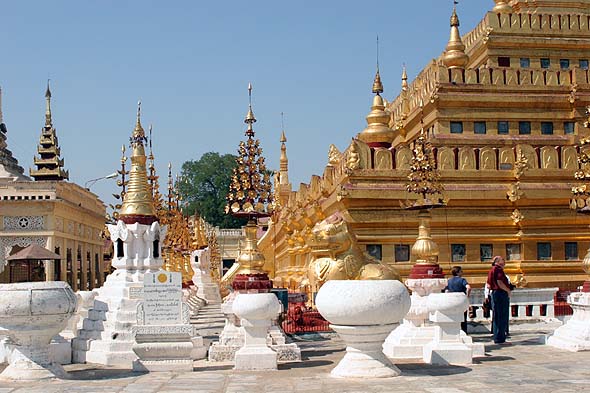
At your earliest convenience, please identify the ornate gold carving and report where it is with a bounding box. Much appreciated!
[346,140,360,171]
[511,208,524,225]
[507,182,524,202]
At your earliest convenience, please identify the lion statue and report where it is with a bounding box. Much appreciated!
[306,212,400,291]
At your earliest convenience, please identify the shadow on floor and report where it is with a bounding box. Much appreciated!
[278,359,333,370]
[194,364,234,372]
[474,355,515,363]
[301,347,345,358]
[66,367,144,380]
[399,363,472,376]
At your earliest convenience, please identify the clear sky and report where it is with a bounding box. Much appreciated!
[1,0,488,210]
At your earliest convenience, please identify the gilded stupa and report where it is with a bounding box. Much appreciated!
[118,101,158,225]
[30,82,69,181]
[260,0,590,293]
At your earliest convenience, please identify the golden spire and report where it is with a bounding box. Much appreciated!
[245,82,256,136]
[442,3,469,69]
[401,64,408,91]
[493,0,513,13]
[279,112,289,185]
[358,42,395,147]
[118,100,158,224]
[45,80,52,127]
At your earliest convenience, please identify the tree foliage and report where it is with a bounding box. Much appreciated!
[178,152,247,229]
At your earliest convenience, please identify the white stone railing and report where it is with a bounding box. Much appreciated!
[468,287,559,321]
[217,228,244,237]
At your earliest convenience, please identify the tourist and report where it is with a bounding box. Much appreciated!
[445,266,471,333]
[487,256,512,345]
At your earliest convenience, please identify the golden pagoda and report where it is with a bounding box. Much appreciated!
[260,0,590,292]
[224,83,273,283]
[30,82,69,181]
[118,101,158,225]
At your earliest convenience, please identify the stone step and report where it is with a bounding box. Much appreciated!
[87,338,135,354]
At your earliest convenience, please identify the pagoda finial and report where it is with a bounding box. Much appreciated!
[401,64,408,91]
[372,36,384,95]
[279,112,289,185]
[358,52,394,147]
[134,100,144,137]
[442,1,469,69]
[245,83,256,136]
[118,102,157,224]
[45,80,52,127]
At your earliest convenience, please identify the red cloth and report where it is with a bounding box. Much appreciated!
[488,266,509,290]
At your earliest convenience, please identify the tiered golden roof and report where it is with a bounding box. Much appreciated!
[118,101,158,224]
[30,82,69,181]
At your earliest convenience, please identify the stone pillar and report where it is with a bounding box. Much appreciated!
[72,241,79,292]
[59,238,67,282]
[89,245,96,290]
[81,243,88,291]
[45,236,55,282]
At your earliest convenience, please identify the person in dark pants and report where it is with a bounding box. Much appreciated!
[445,266,472,333]
[488,256,512,345]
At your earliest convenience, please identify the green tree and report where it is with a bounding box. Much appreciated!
[178,152,247,228]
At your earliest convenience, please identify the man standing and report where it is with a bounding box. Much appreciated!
[488,256,512,345]
[446,266,471,333]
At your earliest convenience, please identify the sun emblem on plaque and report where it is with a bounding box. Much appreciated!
[157,273,168,283]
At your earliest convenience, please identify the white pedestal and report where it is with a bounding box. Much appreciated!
[331,324,401,378]
[423,293,473,365]
[0,282,77,381]
[383,278,446,359]
[232,293,281,371]
[234,319,277,371]
[547,292,590,352]
[132,324,195,372]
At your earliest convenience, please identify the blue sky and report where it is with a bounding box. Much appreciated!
[1,0,487,208]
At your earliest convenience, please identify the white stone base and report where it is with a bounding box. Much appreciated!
[0,360,67,381]
[191,336,207,360]
[383,323,436,359]
[459,331,485,358]
[547,292,590,352]
[0,345,68,381]
[234,346,277,371]
[331,324,401,379]
[132,324,195,372]
[423,342,473,366]
[49,335,71,365]
[133,359,194,372]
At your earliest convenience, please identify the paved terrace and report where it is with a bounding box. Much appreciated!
[0,329,589,393]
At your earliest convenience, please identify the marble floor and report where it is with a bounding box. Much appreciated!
[0,330,588,393]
